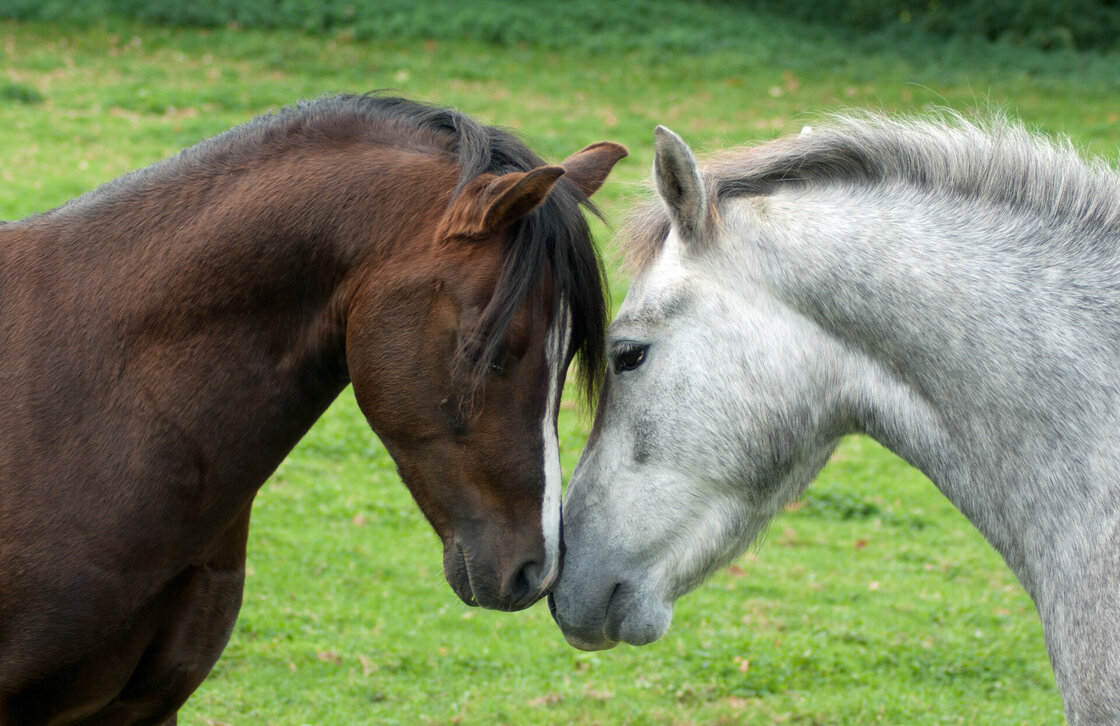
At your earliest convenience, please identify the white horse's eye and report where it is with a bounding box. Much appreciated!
[612,342,648,373]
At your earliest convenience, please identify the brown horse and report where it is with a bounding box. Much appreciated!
[0,94,626,725]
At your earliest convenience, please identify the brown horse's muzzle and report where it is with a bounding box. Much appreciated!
[442,532,552,612]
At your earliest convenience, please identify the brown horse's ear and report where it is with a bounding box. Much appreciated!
[482,165,566,231]
[559,141,629,198]
[441,165,566,241]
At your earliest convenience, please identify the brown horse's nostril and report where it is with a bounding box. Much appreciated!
[510,562,535,601]
[505,560,547,611]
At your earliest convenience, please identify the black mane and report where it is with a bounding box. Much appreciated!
[233,93,609,403]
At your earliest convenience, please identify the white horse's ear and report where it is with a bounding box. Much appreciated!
[653,125,707,244]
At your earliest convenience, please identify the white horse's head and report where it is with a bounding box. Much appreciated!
[551,127,846,650]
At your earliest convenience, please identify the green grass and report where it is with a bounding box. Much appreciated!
[2,9,1112,723]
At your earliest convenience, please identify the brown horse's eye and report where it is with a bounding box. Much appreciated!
[612,342,647,373]
[459,334,508,376]
[489,351,507,375]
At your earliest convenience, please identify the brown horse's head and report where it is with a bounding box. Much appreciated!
[344,111,626,611]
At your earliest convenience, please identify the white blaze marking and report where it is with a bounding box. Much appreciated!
[539,300,570,591]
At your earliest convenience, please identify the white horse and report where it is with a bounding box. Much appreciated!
[551,114,1120,725]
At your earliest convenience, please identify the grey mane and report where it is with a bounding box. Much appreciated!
[624,112,1120,271]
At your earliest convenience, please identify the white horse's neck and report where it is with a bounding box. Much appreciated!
[722,187,1120,718]
[725,188,1120,584]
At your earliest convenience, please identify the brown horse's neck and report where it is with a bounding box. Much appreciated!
[1,144,457,537]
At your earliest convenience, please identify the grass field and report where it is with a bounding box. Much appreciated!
[3,7,1117,723]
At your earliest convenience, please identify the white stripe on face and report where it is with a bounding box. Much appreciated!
[539,299,571,591]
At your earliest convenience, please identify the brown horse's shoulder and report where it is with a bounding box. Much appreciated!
[0,520,250,723]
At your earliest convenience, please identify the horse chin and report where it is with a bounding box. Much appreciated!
[549,582,673,651]
[564,631,619,652]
